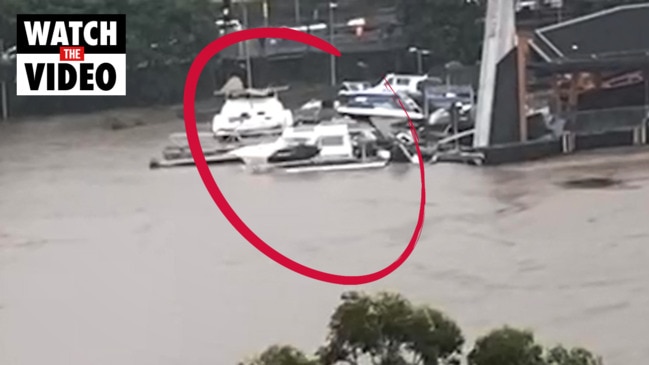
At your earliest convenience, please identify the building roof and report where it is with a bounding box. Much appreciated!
[531,3,649,62]
[528,54,649,75]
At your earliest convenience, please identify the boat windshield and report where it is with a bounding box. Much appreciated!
[338,93,416,112]
[226,93,276,100]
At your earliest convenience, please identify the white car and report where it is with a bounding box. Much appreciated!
[515,0,538,12]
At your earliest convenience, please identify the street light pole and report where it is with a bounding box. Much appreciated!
[329,2,337,86]
[262,0,269,27]
[408,47,430,75]
[0,39,7,122]
[241,2,253,88]
[294,0,301,25]
[1,80,7,122]
[215,0,253,88]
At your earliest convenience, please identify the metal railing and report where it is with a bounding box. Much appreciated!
[561,105,648,133]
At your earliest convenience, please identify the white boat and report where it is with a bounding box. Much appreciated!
[336,89,426,136]
[150,85,294,169]
[421,85,476,127]
[369,73,430,96]
[337,81,372,95]
[211,86,294,140]
[229,118,391,173]
[337,89,424,119]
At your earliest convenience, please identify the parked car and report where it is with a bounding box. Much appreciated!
[516,0,539,12]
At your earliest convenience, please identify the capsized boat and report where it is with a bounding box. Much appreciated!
[149,129,278,169]
[228,118,392,174]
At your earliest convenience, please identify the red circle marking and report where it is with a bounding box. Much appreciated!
[183,27,426,285]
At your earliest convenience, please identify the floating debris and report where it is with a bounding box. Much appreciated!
[560,177,622,189]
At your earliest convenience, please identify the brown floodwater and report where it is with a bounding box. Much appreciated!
[1,111,648,365]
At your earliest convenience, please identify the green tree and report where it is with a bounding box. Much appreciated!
[0,0,218,68]
[545,346,603,365]
[397,0,484,65]
[243,345,320,365]
[467,327,545,365]
[317,291,464,365]
[237,292,606,365]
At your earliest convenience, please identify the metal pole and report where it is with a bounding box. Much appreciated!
[329,3,336,86]
[642,68,649,118]
[294,0,301,25]
[416,52,422,74]
[452,103,460,150]
[0,38,6,121]
[262,0,269,27]
[1,81,7,121]
[242,2,253,88]
[423,84,429,121]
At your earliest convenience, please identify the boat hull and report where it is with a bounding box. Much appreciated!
[213,125,285,140]
[283,160,388,174]
[246,158,389,174]
[150,153,242,169]
[151,133,279,169]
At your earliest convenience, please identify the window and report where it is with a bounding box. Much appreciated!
[396,78,410,86]
[319,136,345,146]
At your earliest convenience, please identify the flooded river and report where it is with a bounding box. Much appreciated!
[1,111,648,365]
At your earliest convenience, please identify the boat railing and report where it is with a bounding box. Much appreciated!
[559,105,648,134]
[168,131,215,148]
[214,86,291,98]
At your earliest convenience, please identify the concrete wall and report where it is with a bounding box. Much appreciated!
[479,122,648,165]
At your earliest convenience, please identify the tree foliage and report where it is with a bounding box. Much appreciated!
[317,291,464,365]
[243,345,320,365]
[468,327,545,365]
[397,0,485,65]
[468,327,604,365]
[242,292,605,365]
[0,0,218,68]
[545,346,603,365]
